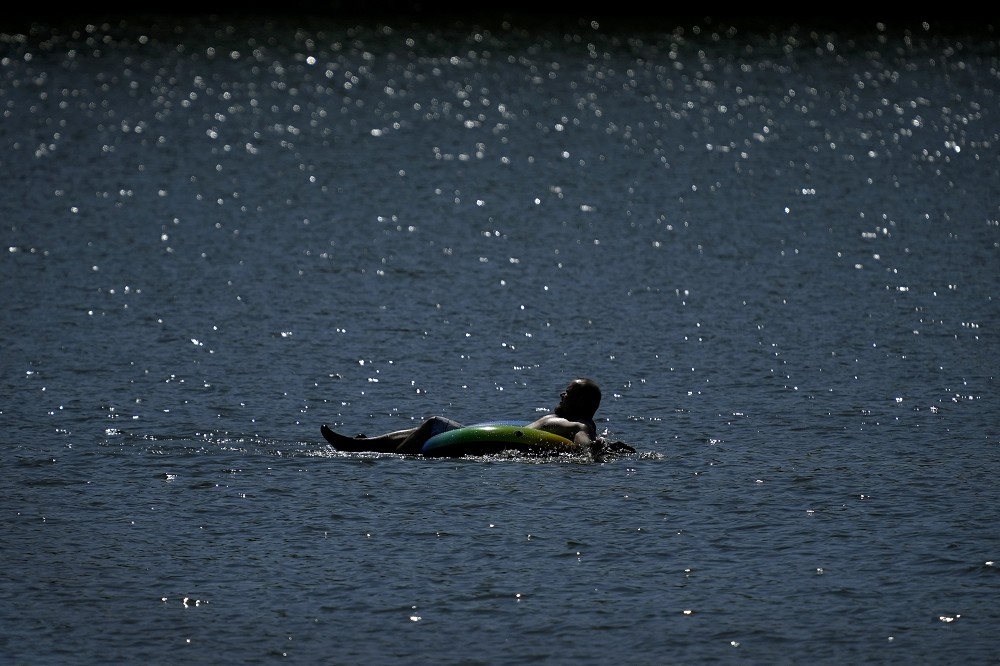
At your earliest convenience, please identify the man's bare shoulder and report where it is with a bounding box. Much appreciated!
[528,414,566,429]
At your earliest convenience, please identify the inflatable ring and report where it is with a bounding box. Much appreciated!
[421,422,576,458]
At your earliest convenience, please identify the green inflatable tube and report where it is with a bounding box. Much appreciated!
[421,423,576,457]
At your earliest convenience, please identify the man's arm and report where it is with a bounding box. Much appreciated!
[528,415,598,454]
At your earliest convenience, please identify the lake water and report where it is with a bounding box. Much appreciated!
[2,13,998,664]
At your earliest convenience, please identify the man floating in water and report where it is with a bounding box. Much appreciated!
[321,377,634,458]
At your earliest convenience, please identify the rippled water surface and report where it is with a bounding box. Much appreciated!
[2,14,999,664]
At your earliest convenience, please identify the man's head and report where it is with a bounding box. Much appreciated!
[554,378,602,421]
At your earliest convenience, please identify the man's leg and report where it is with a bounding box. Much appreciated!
[395,416,463,454]
[322,416,463,454]
[321,425,416,452]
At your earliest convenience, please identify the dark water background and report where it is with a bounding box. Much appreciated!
[2,12,998,664]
